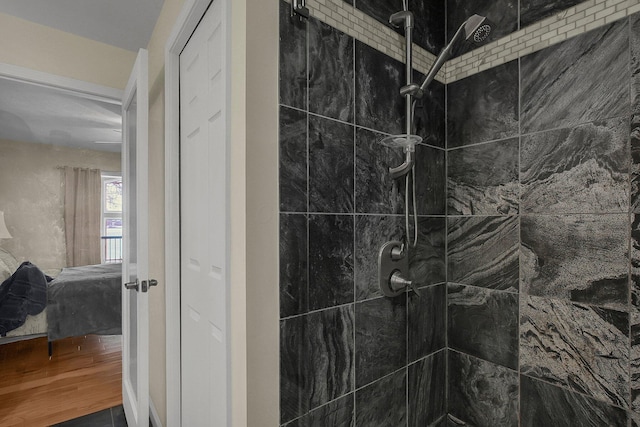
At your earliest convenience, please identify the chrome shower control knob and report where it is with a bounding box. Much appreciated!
[389,270,412,291]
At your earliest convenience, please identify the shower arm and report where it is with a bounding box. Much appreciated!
[412,22,467,100]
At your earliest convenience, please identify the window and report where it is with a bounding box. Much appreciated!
[101,173,122,263]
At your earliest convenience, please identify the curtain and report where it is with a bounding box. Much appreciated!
[64,167,101,267]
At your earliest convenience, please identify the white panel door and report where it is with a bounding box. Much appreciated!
[179,0,229,425]
[122,48,150,427]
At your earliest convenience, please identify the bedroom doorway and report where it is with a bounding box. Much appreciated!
[0,63,128,424]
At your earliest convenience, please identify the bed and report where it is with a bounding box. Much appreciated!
[0,248,122,347]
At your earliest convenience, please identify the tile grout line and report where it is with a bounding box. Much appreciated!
[627,12,634,425]
[517,46,523,427]
[351,26,358,426]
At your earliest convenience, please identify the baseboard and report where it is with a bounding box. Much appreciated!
[150,398,163,427]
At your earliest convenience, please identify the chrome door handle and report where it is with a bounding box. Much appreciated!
[141,279,158,292]
[124,279,139,291]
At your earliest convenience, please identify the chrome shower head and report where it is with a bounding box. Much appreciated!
[413,14,493,98]
[463,14,492,44]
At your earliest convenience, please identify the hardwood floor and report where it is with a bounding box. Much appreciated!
[0,335,122,427]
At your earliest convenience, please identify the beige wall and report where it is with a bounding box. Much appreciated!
[0,13,136,90]
[144,0,188,423]
[0,139,120,271]
[244,0,279,425]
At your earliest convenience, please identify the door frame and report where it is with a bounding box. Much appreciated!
[164,1,226,425]
[0,62,122,104]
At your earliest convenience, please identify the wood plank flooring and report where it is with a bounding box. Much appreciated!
[0,335,122,427]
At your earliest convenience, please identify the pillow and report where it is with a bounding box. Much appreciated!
[0,248,19,282]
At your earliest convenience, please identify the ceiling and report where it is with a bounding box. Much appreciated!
[0,78,122,153]
[0,0,165,153]
[0,0,164,52]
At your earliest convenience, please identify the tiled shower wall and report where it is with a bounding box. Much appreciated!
[278,0,447,424]
[446,5,640,427]
[280,0,640,426]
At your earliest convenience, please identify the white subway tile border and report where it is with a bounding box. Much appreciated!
[283,0,640,84]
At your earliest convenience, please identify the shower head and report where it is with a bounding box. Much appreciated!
[412,14,493,99]
[463,14,492,44]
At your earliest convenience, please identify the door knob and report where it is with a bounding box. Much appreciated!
[141,279,158,292]
[124,279,139,291]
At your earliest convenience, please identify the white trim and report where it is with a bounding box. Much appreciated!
[164,1,214,425]
[121,48,150,427]
[150,398,163,427]
[0,62,122,103]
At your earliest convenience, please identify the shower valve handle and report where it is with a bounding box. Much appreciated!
[390,270,421,298]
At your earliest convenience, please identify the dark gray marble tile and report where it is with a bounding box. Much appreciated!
[521,20,629,134]
[280,306,355,424]
[634,312,640,412]
[520,214,629,309]
[354,0,444,55]
[521,117,629,214]
[447,138,519,215]
[632,116,640,212]
[520,295,629,408]
[308,18,354,122]
[409,284,446,362]
[520,0,586,28]
[631,214,640,411]
[279,0,307,109]
[447,60,519,148]
[632,215,640,312]
[408,350,446,427]
[53,408,113,427]
[429,415,447,427]
[355,295,406,387]
[308,215,354,310]
[446,415,468,426]
[309,116,354,213]
[632,14,640,114]
[416,145,446,215]
[447,216,519,292]
[448,284,519,369]
[280,214,308,318]
[355,128,404,214]
[520,374,628,427]
[279,106,307,213]
[355,41,404,135]
[355,369,407,427]
[111,406,127,427]
[446,0,517,56]
[354,215,404,300]
[412,0,446,55]
[283,393,354,427]
[409,217,447,289]
[634,320,640,413]
[448,351,519,427]
[413,77,445,148]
